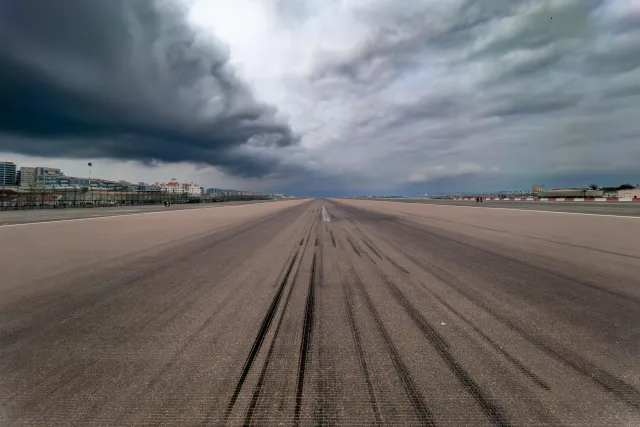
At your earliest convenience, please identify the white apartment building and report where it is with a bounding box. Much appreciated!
[156,178,202,196]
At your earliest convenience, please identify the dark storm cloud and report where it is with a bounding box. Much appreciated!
[0,0,297,177]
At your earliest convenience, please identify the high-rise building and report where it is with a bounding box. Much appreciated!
[0,161,17,186]
[19,167,37,187]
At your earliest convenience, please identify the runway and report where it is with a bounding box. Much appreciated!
[379,198,640,216]
[1,199,639,426]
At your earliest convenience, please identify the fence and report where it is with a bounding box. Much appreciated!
[0,188,271,211]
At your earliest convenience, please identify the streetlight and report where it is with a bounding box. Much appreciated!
[88,162,92,206]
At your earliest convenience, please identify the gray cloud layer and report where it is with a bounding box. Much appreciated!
[293,0,640,194]
[0,0,297,177]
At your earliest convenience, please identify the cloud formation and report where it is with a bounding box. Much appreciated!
[2,0,640,194]
[285,0,640,193]
[0,0,297,178]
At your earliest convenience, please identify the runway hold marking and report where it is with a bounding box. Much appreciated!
[322,205,331,222]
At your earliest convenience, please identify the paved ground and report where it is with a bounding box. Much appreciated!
[0,200,276,226]
[1,199,639,426]
[378,198,640,216]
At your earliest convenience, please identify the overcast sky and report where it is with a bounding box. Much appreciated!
[1,0,639,195]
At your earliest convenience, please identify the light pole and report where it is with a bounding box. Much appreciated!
[88,162,92,206]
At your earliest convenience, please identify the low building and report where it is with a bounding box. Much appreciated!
[35,167,65,187]
[618,187,640,199]
[537,188,603,198]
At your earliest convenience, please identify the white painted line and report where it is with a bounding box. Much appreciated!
[321,206,331,222]
[384,201,640,219]
[0,204,247,228]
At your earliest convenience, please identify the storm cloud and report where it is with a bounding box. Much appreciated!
[0,0,297,177]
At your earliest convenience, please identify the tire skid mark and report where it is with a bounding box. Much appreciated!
[313,247,325,424]
[146,286,241,392]
[341,278,382,424]
[330,230,337,248]
[345,236,361,258]
[393,208,640,261]
[360,238,383,260]
[235,217,316,425]
[366,219,640,409]
[4,205,315,420]
[221,252,299,422]
[313,245,332,424]
[376,272,512,427]
[242,256,301,426]
[339,206,409,274]
[386,257,411,275]
[1,204,308,359]
[294,252,317,425]
[7,261,239,417]
[362,249,378,266]
[341,212,384,261]
[394,215,636,302]
[429,292,550,391]
[356,228,410,275]
[396,247,640,412]
[110,280,244,425]
[351,271,436,426]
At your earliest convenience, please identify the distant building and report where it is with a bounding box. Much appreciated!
[538,188,603,198]
[36,167,62,176]
[156,178,202,196]
[0,161,17,186]
[618,187,640,199]
[35,167,64,187]
[19,167,37,187]
[532,185,544,194]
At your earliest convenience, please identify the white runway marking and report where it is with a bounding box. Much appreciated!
[322,206,331,222]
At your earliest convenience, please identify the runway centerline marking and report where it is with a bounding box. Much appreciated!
[321,205,331,222]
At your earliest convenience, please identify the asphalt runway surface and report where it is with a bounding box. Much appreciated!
[381,198,640,216]
[1,199,639,426]
[0,200,275,226]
